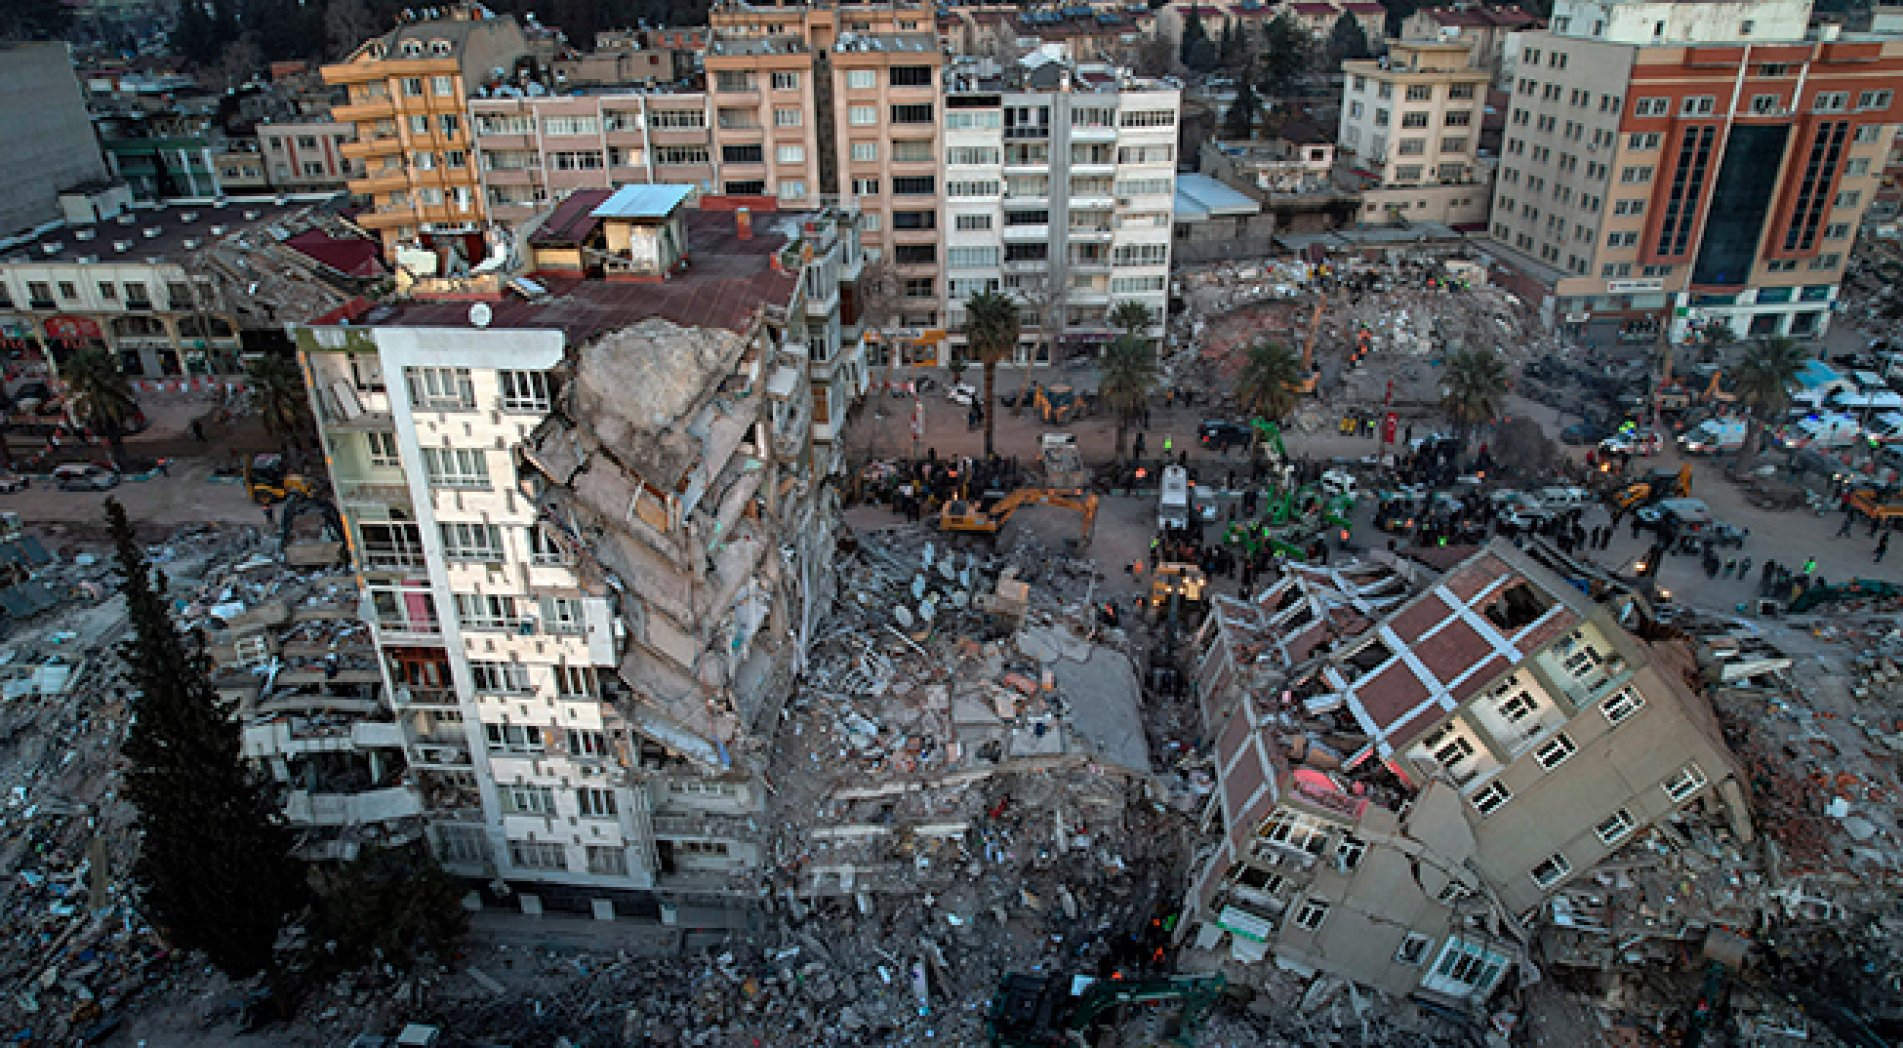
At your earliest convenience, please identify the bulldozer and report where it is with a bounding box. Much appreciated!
[244,453,318,505]
[1148,562,1209,614]
[940,488,1099,546]
[1032,383,1084,425]
[988,971,1226,1047]
[1611,464,1691,512]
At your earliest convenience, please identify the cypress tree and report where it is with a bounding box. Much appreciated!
[109,499,303,976]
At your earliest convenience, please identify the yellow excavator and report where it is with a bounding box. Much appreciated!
[940,488,1099,546]
[1148,562,1209,613]
[1296,293,1326,395]
[244,452,318,504]
[1612,463,1692,511]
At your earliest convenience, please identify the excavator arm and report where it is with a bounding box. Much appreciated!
[943,489,1099,546]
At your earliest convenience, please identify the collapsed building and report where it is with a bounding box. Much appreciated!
[296,187,871,917]
[1181,540,1754,1012]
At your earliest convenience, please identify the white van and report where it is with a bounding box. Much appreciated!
[1159,465,1191,531]
[1536,485,1593,507]
[1678,418,1748,455]
[1782,413,1862,450]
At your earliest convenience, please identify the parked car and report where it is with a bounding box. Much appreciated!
[1706,522,1749,548]
[53,463,118,491]
[946,382,978,406]
[1199,419,1254,451]
[0,472,25,493]
[1600,429,1662,456]
[1560,421,1610,446]
[1496,494,1553,531]
[1678,418,1748,455]
[1536,486,1593,507]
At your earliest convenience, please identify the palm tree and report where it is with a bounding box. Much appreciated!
[63,349,138,469]
[1236,340,1304,425]
[1734,336,1807,455]
[1440,347,1508,451]
[964,290,1021,458]
[1109,301,1155,340]
[1099,333,1159,461]
[246,353,312,458]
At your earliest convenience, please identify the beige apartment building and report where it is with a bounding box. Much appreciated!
[1337,41,1493,227]
[1488,0,1903,339]
[257,120,359,191]
[321,7,531,252]
[468,93,717,225]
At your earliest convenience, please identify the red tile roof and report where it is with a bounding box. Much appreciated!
[284,229,385,279]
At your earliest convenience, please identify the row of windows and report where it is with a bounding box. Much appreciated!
[1629,88,1891,118]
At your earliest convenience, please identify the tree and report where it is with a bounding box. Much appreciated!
[1259,13,1312,94]
[1217,19,1244,71]
[1734,336,1807,455]
[0,0,71,40]
[1014,271,1067,383]
[1237,340,1305,424]
[64,348,138,468]
[1327,14,1371,63]
[1179,16,1217,73]
[1224,76,1260,139]
[857,257,904,418]
[1100,333,1160,461]
[109,498,304,976]
[307,845,466,977]
[1110,300,1155,339]
[246,353,312,458]
[1133,32,1175,77]
[172,0,222,66]
[964,290,1021,458]
[1440,347,1509,450]
[324,0,377,58]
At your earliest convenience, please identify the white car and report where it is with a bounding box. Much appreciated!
[946,382,978,406]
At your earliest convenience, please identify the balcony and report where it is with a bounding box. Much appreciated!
[1068,225,1114,242]
[284,785,424,826]
[338,478,412,508]
[356,166,410,194]
[370,615,442,644]
[333,96,395,122]
[340,135,402,161]
[1003,126,1049,140]
[1001,223,1049,241]
[394,685,459,709]
[1070,125,1118,143]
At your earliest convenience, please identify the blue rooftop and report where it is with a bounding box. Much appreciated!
[1174,173,1261,222]
[1794,359,1843,390]
[590,184,697,220]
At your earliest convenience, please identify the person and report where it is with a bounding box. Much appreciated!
[1803,555,1818,575]
[1837,513,1855,537]
[1878,531,1891,563]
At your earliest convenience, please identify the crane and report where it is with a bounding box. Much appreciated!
[1297,292,1326,395]
[940,488,1099,546]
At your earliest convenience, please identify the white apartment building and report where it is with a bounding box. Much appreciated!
[939,59,1180,364]
[1337,40,1493,227]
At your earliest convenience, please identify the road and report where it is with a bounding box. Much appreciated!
[1,459,267,540]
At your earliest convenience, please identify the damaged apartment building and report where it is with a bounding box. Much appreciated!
[1180,541,1753,1011]
[296,185,870,918]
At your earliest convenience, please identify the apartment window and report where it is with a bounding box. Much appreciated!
[1335,836,1367,871]
[1442,137,1468,154]
[436,825,486,863]
[501,784,555,815]
[1859,89,1893,111]
[408,366,474,410]
[777,144,806,165]
[586,846,627,875]
[1600,687,1646,725]
[1434,938,1507,992]
[1442,110,1472,129]
[422,447,488,489]
[894,244,936,265]
[650,109,705,129]
[1394,165,1424,182]
[773,108,801,128]
[1374,108,1389,127]
[1292,897,1331,931]
[1815,92,1849,113]
[1259,809,1334,856]
[948,246,999,268]
[574,786,619,819]
[770,71,800,91]
[456,593,521,631]
[401,76,423,96]
[846,70,875,90]
[469,660,532,694]
[1112,243,1168,266]
[848,106,877,126]
[566,728,608,758]
[1856,124,1886,144]
[1619,166,1653,184]
[1471,781,1512,816]
[1634,97,1669,117]
[890,103,933,124]
[508,840,567,870]
[363,431,401,468]
[1401,112,1430,129]
[1427,727,1476,772]
[1595,809,1638,846]
[1847,157,1872,176]
[440,522,503,561]
[485,722,545,754]
[528,526,572,567]
[903,277,934,299]
[1398,138,1426,156]
[954,214,992,231]
[945,110,1002,130]
[715,71,754,92]
[1530,852,1573,888]
[892,175,934,195]
[542,596,585,635]
[851,142,878,162]
[1118,108,1175,127]
[409,115,430,135]
[675,840,730,857]
[1664,762,1708,802]
[1613,199,1646,217]
[1402,84,1433,102]
[890,65,932,87]
[1834,190,1861,209]
[494,369,550,413]
[893,210,936,230]
[554,664,595,699]
[1607,231,1639,248]
[1681,96,1716,116]
[1395,934,1434,966]
[723,144,764,164]
[1533,732,1577,770]
[655,145,710,166]
[1825,222,1852,240]
[892,140,933,163]
[1349,101,1364,119]
[851,178,880,196]
[1495,689,1541,725]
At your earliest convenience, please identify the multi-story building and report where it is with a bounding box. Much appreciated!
[939,58,1180,364]
[257,120,360,191]
[1337,40,1493,227]
[321,6,532,253]
[0,43,110,238]
[297,191,868,916]
[1182,542,1751,1008]
[468,92,717,225]
[1487,0,1903,340]
[1399,4,1540,77]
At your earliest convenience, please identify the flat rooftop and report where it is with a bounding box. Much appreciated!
[1,194,346,266]
[357,208,799,339]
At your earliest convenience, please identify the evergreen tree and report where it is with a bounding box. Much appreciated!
[173,0,222,66]
[1225,76,1259,139]
[1179,17,1217,73]
[110,499,303,976]
[1327,14,1372,63]
[1259,13,1313,94]
[1217,19,1243,71]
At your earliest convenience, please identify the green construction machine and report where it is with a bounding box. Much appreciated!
[988,972,1226,1047]
[1788,578,1901,614]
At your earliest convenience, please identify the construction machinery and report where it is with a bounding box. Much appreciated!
[1611,464,1692,511]
[1147,562,1209,613]
[244,453,318,504]
[1040,432,1091,491]
[1296,294,1326,394]
[1847,487,1903,521]
[940,488,1099,546]
[1033,383,1084,424]
[988,972,1226,1047]
[1788,577,1901,614]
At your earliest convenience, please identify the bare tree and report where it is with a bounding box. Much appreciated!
[857,256,905,416]
[217,33,262,91]
[1011,268,1069,414]
[325,0,377,59]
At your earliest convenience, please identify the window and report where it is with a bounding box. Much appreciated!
[1600,687,1646,725]
[890,103,933,124]
[485,722,545,754]
[1856,124,1886,144]
[1620,166,1653,184]
[1834,190,1861,209]
[577,787,618,818]
[1259,809,1334,856]
[1404,84,1434,102]
[892,175,934,195]
[409,115,430,135]
[723,144,764,164]
[422,447,488,489]
[892,140,932,162]
[555,664,595,699]
[948,179,999,198]
[587,845,627,875]
[846,70,875,90]
[650,109,705,129]
[470,660,532,694]
[1613,198,1646,217]
[948,246,999,268]
[408,366,474,410]
[1427,726,1476,771]
[674,840,731,857]
[1634,97,1669,117]
[401,76,424,97]
[851,177,879,196]
[1398,138,1426,156]
[456,593,520,631]
[655,145,709,166]
[1335,836,1367,871]
[773,107,801,128]
[1859,89,1893,111]
[1847,157,1872,176]
[436,825,487,864]
[1396,934,1434,966]
[1628,131,1662,150]
[1533,733,1577,770]
[1663,762,1708,802]
[848,106,877,126]
[1112,243,1169,266]
[1118,108,1175,127]
[777,144,806,164]
[1401,112,1430,129]
[566,728,608,757]
[501,784,554,815]
[890,65,932,87]
[1495,689,1541,724]
[508,840,567,870]
[1471,781,1512,815]
[946,110,1001,130]
[1815,91,1849,113]
[771,71,800,91]
[542,596,585,635]
[954,214,992,231]
[497,370,550,413]
[894,244,936,265]
[1607,231,1639,247]
[440,522,503,561]
[1681,95,1716,116]
[1442,138,1468,155]
[1595,809,1638,846]
[1433,938,1507,992]
[365,431,400,468]
[1530,852,1572,888]
[1292,897,1331,930]
[851,142,878,162]
[528,526,572,567]
[893,210,936,230]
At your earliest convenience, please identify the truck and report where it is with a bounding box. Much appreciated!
[1159,466,1191,531]
[1678,417,1748,455]
[1039,432,1089,491]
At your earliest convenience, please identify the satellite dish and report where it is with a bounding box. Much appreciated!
[468,302,493,328]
